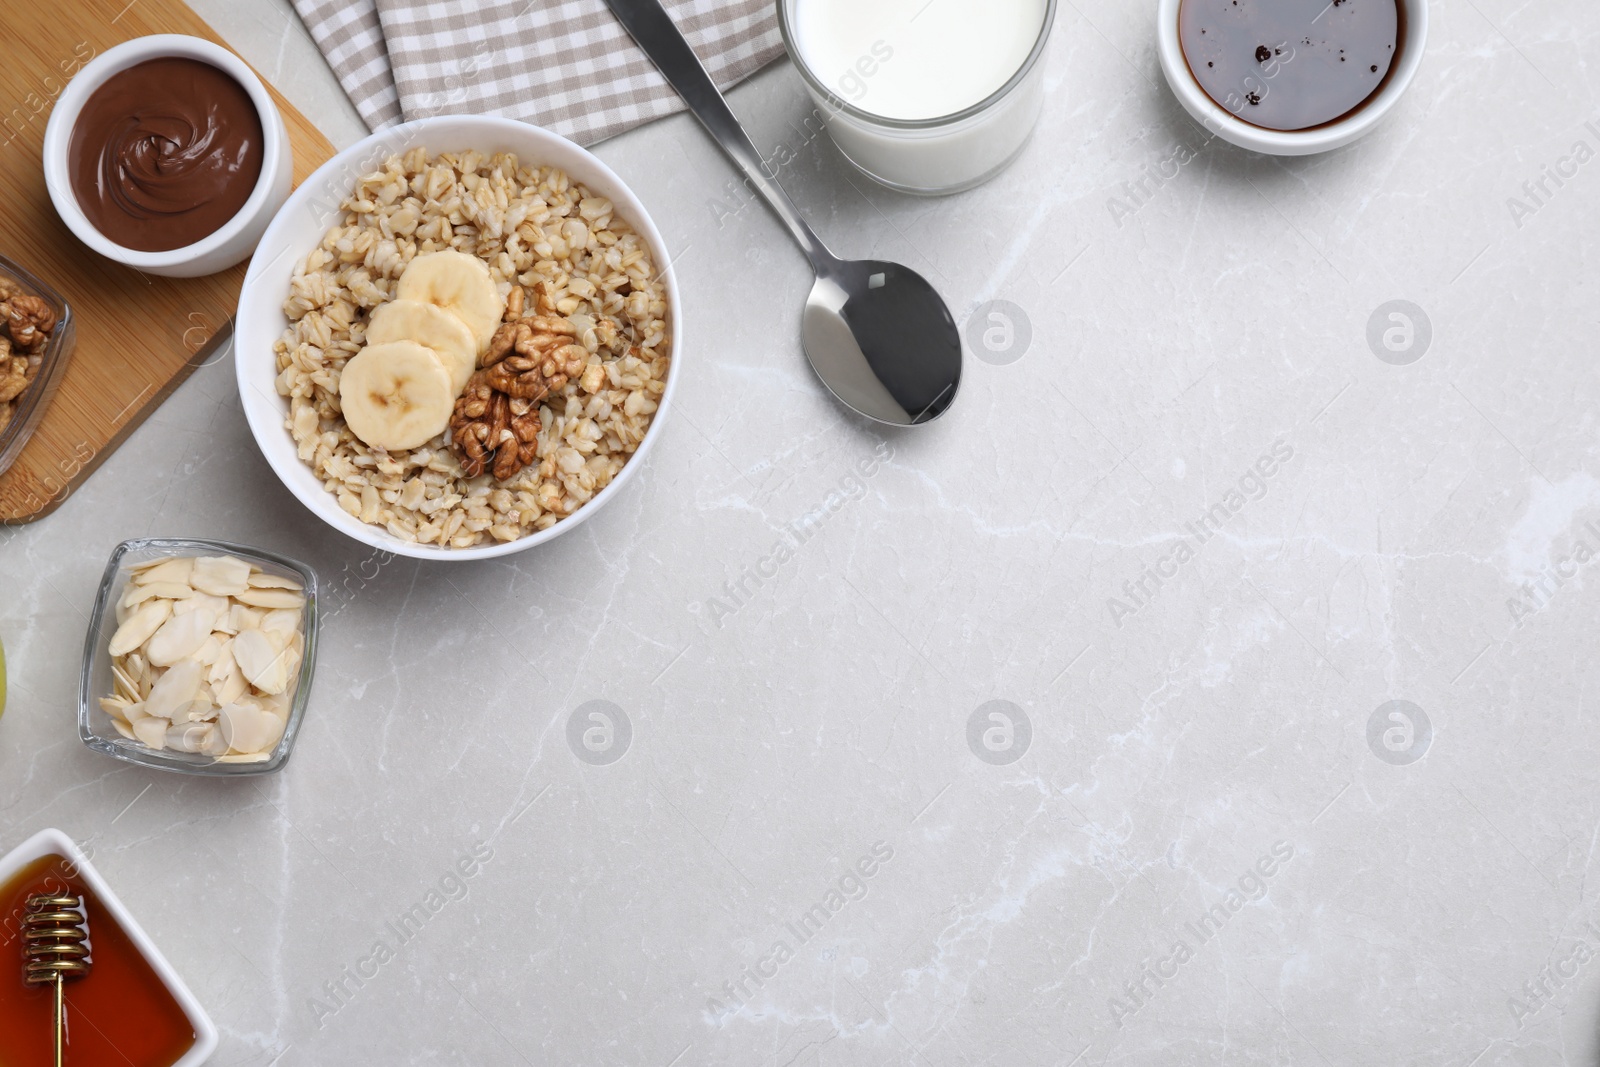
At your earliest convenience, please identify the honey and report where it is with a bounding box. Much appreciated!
[0,854,195,1067]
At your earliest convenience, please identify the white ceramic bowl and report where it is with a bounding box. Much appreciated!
[1156,0,1427,155]
[235,115,683,561]
[0,828,218,1065]
[43,34,292,278]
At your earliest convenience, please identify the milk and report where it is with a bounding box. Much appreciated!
[791,0,1048,121]
[783,0,1054,193]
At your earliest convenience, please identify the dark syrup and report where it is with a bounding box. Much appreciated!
[1178,0,1405,132]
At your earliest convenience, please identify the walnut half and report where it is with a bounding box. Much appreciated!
[480,283,587,405]
[0,355,29,404]
[2,294,56,353]
[485,341,588,403]
[449,371,541,480]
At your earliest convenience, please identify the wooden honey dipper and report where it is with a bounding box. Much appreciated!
[22,893,91,1067]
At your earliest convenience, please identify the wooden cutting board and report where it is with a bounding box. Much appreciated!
[0,0,335,523]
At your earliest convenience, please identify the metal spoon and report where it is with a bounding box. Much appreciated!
[603,0,962,426]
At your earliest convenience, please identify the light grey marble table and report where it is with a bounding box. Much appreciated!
[4,1,1599,1064]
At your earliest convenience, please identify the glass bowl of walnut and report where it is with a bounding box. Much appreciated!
[0,253,75,477]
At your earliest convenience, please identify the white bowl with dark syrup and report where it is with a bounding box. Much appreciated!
[1157,0,1427,155]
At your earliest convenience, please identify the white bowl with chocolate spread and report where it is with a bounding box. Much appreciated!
[1157,0,1428,156]
[43,34,292,278]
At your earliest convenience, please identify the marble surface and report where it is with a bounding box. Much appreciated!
[4,1,1600,1064]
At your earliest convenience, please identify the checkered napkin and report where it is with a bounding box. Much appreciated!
[291,0,784,145]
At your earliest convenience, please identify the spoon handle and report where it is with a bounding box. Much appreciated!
[602,0,834,268]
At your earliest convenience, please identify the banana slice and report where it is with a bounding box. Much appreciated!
[395,250,504,354]
[366,298,478,395]
[338,341,455,452]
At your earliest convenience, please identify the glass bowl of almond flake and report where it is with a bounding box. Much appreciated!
[78,538,319,776]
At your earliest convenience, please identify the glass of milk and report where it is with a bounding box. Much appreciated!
[779,0,1056,195]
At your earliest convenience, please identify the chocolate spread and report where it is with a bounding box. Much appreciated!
[68,57,264,253]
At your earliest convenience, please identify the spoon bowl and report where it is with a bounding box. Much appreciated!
[605,0,962,425]
[804,260,961,425]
